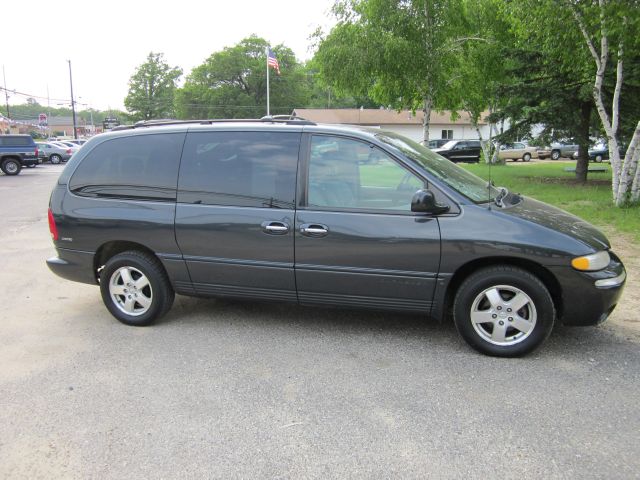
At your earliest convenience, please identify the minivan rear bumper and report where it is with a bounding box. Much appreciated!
[47,248,97,285]
[551,256,626,326]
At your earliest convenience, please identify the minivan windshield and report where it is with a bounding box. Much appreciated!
[376,132,499,204]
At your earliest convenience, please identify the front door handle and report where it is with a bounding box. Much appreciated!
[262,221,290,235]
[300,223,329,237]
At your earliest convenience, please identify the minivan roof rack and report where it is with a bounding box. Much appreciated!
[111,115,316,131]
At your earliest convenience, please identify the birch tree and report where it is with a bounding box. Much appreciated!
[314,0,461,143]
[442,0,509,163]
[567,0,640,205]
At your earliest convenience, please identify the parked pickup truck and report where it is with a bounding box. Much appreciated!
[537,142,579,160]
[0,135,40,175]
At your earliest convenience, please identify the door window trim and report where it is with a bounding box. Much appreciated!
[297,133,459,216]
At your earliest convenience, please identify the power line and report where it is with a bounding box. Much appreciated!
[0,86,71,103]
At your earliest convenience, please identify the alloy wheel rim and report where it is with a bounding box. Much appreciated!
[470,285,537,346]
[109,266,153,316]
[6,162,18,173]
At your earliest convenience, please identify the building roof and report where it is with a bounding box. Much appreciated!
[292,108,488,126]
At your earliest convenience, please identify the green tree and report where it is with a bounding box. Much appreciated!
[124,52,182,121]
[440,0,511,163]
[497,1,603,181]
[564,0,640,205]
[175,36,309,119]
[314,0,463,142]
[500,0,640,201]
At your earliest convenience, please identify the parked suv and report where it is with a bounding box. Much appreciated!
[0,134,40,174]
[47,118,626,357]
[431,139,481,162]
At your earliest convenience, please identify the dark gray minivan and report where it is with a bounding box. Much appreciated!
[47,118,626,356]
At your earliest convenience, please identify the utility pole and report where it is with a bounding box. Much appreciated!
[2,65,10,120]
[67,60,78,139]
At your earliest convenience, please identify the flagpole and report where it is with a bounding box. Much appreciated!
[266,46,270,117]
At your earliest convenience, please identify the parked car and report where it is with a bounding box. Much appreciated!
[46,118,626,357]
[432,139,482,162]
[571,143,626,163]
[423,138,452,149]
[498,142,538,162]
[0,134,40,174]
[36,142,73,164]
[51,141,81,156]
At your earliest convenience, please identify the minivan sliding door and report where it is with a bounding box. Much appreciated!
[175,130,300,302]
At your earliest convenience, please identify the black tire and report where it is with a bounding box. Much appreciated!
[551,150,561,160]
[594,154,603,163]
[523,153,531,162]
[50,154,62,164]
[27,164,37,168]
[99,250,174,326]
[1,158,21,175]
[453,266,555,357]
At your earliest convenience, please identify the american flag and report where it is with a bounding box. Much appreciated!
[267,48,280,75]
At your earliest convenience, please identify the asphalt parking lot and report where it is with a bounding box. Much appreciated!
[1,164,639,479]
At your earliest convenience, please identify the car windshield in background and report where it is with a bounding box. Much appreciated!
[440,140,458,150]
[376,132,498,203]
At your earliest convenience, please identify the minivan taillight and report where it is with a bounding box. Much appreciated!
[66,149,72,154]
[35,147,39,157]
[48,208,59,241]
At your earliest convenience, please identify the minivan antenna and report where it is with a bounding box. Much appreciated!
[487,146,492,210]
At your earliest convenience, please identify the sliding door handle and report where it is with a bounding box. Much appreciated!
[262,221,290,235]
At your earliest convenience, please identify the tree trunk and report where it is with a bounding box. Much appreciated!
[473,123,492,164]
[620,121,640,204]
[574,101,592,183]
[422,97,432,143]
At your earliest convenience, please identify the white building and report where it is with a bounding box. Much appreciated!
[292,108,494,143]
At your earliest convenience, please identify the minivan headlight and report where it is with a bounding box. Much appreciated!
[571,251,611,271]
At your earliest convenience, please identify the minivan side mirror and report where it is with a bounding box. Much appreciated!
[411,190,450,214]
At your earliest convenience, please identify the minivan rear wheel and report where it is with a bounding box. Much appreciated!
[99,250,174,326]
[453,266,555,357]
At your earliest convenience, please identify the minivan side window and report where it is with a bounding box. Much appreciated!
[178,131,299,209]
[69,133,185,201]
[307,135,424,212]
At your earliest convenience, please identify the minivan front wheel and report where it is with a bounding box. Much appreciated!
[453,266,555,357]
[99,251,174,326]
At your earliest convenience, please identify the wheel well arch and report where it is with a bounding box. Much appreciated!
[94,241,159,280]
[1,155,21,163]
[443,257,563,321]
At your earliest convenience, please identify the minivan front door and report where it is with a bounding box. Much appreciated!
[294,135,441,313]
[175,130,300,302]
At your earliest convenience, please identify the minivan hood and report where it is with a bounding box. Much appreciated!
[501,196,610,251]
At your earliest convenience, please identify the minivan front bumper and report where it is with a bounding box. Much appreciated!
[550,253,626,326]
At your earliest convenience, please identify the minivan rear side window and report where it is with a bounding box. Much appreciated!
[178,131,299,209]
[69,133,185,201]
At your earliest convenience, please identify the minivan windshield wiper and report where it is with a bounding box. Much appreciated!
[494,187,509,208]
